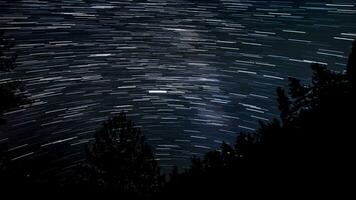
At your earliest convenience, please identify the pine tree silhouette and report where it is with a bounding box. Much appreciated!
[347,41,355,85]
[74,112,163,198]
[0,31,29,124]
[0,31,36,196]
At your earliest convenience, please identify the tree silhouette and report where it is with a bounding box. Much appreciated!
[276,87,291,124]
[347,41,355,85]
[0,31,29,124]
[74,112,163,198]
[0,32,36,196]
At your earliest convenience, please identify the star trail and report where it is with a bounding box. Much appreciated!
[0,0,355,173]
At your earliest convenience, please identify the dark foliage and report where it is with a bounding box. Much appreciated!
[0,31,17,72]
[0,32,34,196]
[69,112,163,198]
[347,40,355,84]
[0,31,29,124]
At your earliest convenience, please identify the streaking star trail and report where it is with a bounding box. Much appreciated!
[0,0,355,172]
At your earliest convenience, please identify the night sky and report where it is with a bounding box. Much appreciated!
[0,0,355,172]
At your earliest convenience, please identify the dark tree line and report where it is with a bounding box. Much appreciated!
[0,30,354,198]
[159,41,355,198]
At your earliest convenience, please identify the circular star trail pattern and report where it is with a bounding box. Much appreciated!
[0,0,355,172]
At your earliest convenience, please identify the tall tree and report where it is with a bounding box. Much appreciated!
[347,40,355,85]
[0,31,28,124]
[0,31,34,196]
[77,112,162,198]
